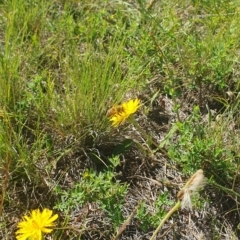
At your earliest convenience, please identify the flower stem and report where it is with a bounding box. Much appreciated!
[149,201,181,240]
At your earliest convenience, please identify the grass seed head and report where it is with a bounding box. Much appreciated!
[177,169,207,210]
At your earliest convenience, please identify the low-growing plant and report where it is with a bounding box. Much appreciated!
[136,192,174,232]
[168,106,238,185]
[54,165,128,230]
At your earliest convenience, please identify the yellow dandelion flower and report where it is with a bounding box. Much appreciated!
[109,99,141,127]
[16,208,58,240]
[110,111,130,127]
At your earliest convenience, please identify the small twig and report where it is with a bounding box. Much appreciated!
[127,175,180,188]
[127,175,161,186]
[158,223,175,238]
[111,202,140,240]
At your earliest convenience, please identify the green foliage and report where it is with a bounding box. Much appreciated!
[0,0,152,181]
[108,154,121,168]
[136,193,174,232]
[0,0,150,144]
[54,167,128,229]
[168,106,238,183]
[111,139,133,157]
[145,0,240,94]
[1,0,240,238]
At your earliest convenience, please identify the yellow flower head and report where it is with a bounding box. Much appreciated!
[16,208,58,240]
[109,99,141,127]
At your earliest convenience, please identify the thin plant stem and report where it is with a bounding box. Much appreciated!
[212,181,240,199]
[112,202,140,240]
[128,117,168,156]
[172,98,181,123]
[0,112,12,216]
[0,153,11,216]
[149,201,181,240]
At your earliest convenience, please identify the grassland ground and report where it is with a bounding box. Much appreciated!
[1,0,240,239]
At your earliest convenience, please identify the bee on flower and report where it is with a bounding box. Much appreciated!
[106,105,125,118]
[107,99,141,127]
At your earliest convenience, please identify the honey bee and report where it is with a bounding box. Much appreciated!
[106,105,124,117]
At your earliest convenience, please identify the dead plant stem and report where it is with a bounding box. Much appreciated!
[149,201,181,240]
[112,202,140,240]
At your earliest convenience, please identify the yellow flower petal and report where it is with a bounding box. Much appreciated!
[109,98,141,127]
[16,208,58,240]
[122,99,141,115]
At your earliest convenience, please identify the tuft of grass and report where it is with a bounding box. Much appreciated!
[0,0,150,180]
[144,0,240,102]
